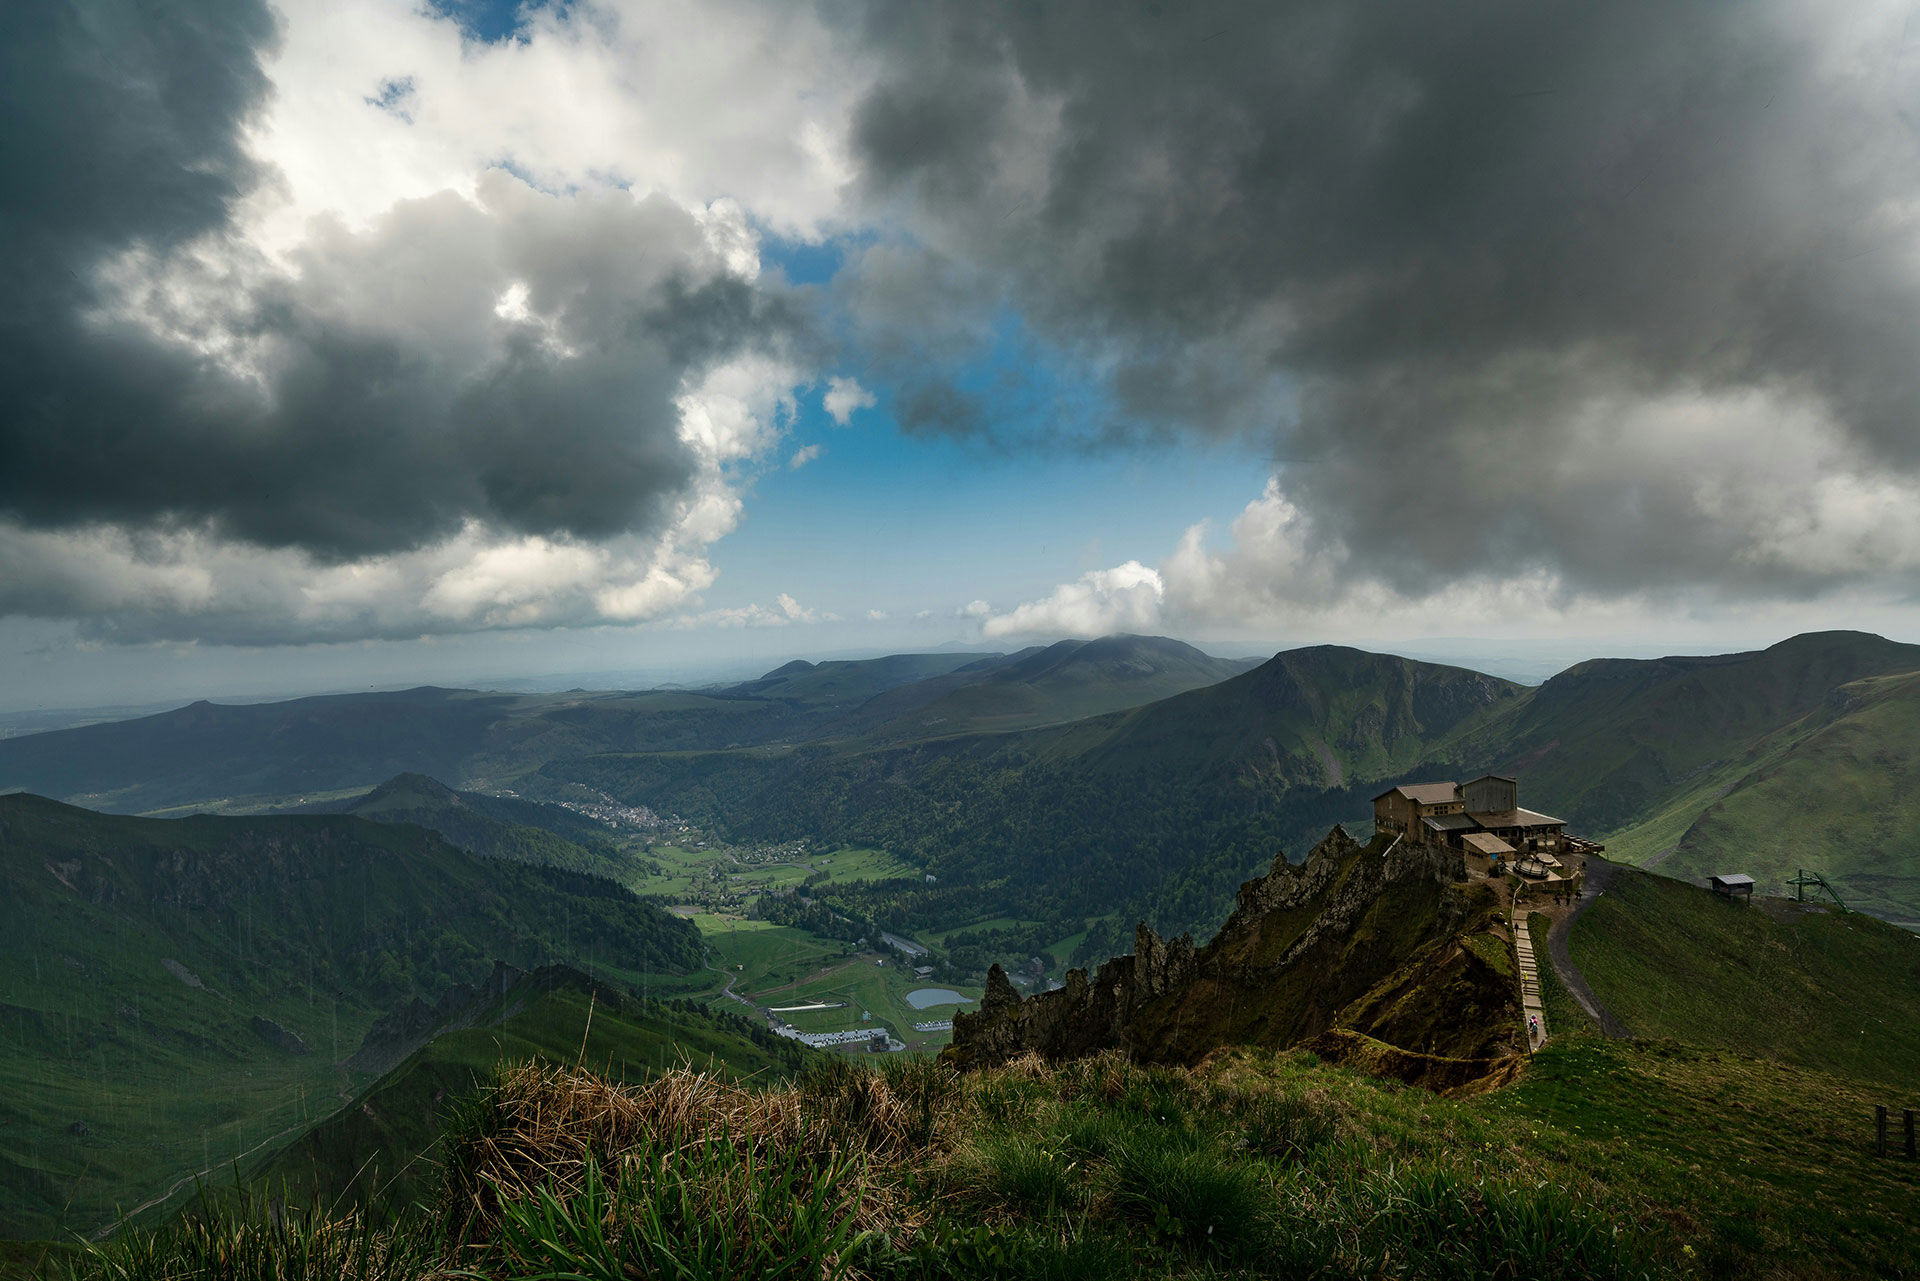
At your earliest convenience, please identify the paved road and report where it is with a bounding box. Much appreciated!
[1545,860,1631,1039]
[707,957,763,1018]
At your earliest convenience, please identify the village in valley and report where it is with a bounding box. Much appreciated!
[592,769,1788,1064]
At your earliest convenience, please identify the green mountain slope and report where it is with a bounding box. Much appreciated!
[248,966,808,1214]
[325,773,632,881]
[1455,630,1920,836]
[719,651,990,704]
[0,686,560,813]
[1082,645,1523,783]
[1602,670,1920,919]
[529,632,1920,950]
[0,795,701,1238]
[0,681,928,815]
[1567,864,1920,1087]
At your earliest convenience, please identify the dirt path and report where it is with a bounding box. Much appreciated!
[104,1115,318,1237]
[1546,859,1631,1039]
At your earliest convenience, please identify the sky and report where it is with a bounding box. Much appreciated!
[5,0,1920,709]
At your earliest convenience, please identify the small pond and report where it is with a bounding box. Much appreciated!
[904,987,970,1010]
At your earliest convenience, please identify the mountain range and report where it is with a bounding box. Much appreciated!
[4,630,1918,927]
[5,628,1920,1269]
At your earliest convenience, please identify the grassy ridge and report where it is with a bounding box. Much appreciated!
[0,795,700,1238]
[1529,911,1592,1035]
[0,642,1229,816]
[1568,865,1920,1086]
[248,971,810,1215]
[1453,631,1920,837]
[844,636,1256,745]
[326,773,634,881]
[1648,671,1920,919]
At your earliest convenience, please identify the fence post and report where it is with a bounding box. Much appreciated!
[1875,1105,1888,1157]
[1906,1109,1916,1160]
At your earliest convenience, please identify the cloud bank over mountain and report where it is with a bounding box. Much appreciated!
[6,0,1920,650]
[844,0,1920,632]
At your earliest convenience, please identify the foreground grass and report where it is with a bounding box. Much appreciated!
[43,1033,1920,1280]
[1510,1036,1917,1279]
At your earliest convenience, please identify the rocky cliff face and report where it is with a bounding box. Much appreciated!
[945,827,1523,1092]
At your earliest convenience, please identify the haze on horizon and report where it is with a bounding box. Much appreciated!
[7,0,1920,710]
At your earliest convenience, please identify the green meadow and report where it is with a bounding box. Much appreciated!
[697,924,979,1052]
[631,841,918,900]
[1569,866,1920,1087]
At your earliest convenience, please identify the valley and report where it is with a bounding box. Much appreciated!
[0,797,705,1238]
[5,630,1920,1276]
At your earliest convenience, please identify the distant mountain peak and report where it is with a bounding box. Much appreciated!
[356,772,462,804]
[1077,633,1213,658]
[1764,629,1908,657]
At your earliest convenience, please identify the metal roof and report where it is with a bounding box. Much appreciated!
[1373,781,1459,806]
[1423,812,1479,832]
[1462,832,1515,856]
[1710,873,1755,887]
[1467,807,1565,829]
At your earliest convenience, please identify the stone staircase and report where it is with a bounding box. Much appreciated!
[1515,915,1546,1049]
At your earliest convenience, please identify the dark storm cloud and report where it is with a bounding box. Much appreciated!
[0,0,277,288]
[839,0,1920,594]
[0,1,792,566]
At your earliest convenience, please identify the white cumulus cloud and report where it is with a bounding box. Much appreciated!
[981,562,1165,638]
[823,375,877,425]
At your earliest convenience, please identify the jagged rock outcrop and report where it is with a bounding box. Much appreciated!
[945,826,1522,1092]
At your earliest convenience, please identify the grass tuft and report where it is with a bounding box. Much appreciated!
[62,1035,1920,1280]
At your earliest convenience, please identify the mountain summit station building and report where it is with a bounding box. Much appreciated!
[1371,775,1569,868]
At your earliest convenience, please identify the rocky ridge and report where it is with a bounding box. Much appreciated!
[945,826,1525,1092]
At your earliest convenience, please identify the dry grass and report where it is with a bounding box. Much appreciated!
[437,1057,953,1273]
